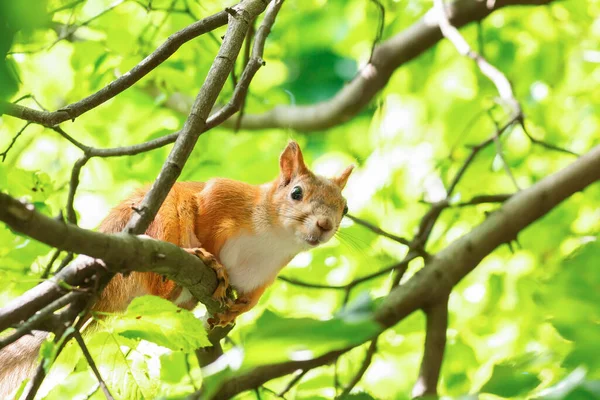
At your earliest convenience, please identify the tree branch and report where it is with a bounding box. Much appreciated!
[226,0,552,131]
[205,144,600,399]
[203,0,284,129]
[0,291,86,350]
[21,293,89,399]
[279,255,418,292]
[435,0,520,117]
[0,123,30,162]
[0,193,222,332]
[338,338,378,398]
[411,299,448,398]
[278,369,307,398]
[124,0,270,235]
[346,214,411,246]
[0,11,229,126]
[74,331,114,400]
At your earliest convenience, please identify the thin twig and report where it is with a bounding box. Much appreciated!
[520,121,579,157]
[41,249,62,279]
[338,338,378,397]
[277,369,307,398]
[55,252,75,274]
[145,0,179,47]
[74,331,115,400]
[347,214,411,246]
[11,1,127,55]
[209,0,284,129]
[368,0,385,63]
[453,193,512,207]
[49,0,86,14]
[227,0,553,132]
[65,155,90,224]
[279,256,417,292]
[0,123,31,162]
[21,294,89,400]
[234,18,256,131]
[412,116,519,251]
[488,111,520,191]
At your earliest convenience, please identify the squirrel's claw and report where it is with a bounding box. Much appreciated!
[184,247,232,307]
[209,298,252,327]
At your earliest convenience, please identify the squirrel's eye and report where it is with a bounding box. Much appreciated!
[291,186,303,201]
[343,204,348,215]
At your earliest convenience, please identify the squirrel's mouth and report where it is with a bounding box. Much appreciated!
[305,238,320,246]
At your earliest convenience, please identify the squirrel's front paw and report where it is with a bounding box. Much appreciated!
[208,298,251,328]
[185,247,231,307]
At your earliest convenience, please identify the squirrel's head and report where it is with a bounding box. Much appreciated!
[273,141,353,248]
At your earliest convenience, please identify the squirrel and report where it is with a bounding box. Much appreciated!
[95,140,353,325]
[0,141,353,396]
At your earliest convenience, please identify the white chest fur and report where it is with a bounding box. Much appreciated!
[219,228,304,293]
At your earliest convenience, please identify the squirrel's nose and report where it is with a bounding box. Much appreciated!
[316,217,333,232]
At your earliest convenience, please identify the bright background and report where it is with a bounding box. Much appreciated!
[0,0,599,398]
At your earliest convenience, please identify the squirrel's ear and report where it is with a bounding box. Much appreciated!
[279,141,308,184]
[332,164,354,189]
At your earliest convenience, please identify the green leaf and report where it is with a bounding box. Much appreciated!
[241,298,380,369]
[536,239,600,371]
[481,364,541,397]
[113,295,210,352]
[41,371,98,400]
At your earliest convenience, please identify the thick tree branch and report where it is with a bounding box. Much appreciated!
[226,0,552,131]
[205,144,600,399]
[0,11,229,126]
[377,144,600,325]
[124,0,270,235]
[0,291,86,350]
[0,193,222,331]
[411,299,448,398]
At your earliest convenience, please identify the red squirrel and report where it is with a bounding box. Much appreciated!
[0,141,353,395]
[95,140,353,325]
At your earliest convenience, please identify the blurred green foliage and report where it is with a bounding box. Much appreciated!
[0,0,50,100]
[0,0,599,399]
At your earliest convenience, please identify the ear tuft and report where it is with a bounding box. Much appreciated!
[279,141,307,185]
[332,164,354,189]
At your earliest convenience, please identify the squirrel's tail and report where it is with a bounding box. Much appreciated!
[0,330,46,399]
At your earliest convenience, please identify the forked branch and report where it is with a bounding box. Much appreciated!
[225,0,552,131]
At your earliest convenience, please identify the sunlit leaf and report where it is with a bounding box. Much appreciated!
[113,295,210,352]
[481,364,541,397]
